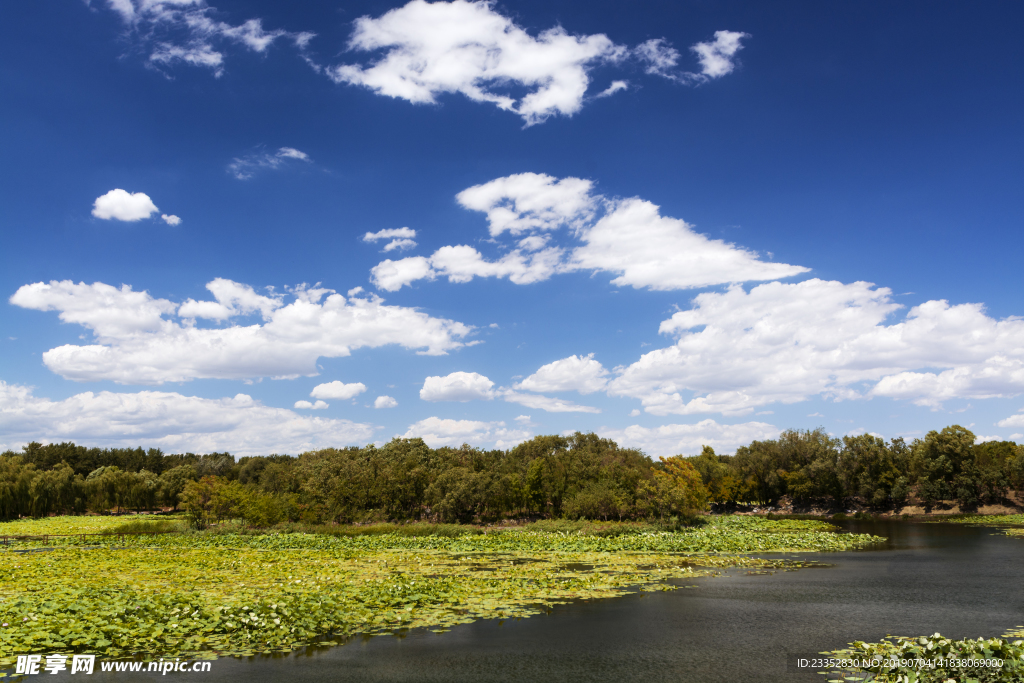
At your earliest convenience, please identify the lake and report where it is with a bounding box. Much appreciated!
[29,521,1024,682]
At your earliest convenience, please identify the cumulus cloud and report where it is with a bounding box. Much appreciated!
[501,391,601,414]
[177,278,281,321]
[294,400,328,410]
[102,2,747,124]
[328,0,627,126]
[371,172,806,292]
[310,381,367,400]
[691,30,749,79]
[516,353,609,394]
[414,370,602,412]
[0,380,374,457]
[161,214,182,225]
[374,244,564,291]
[92,189,160,222]
[420,371,495,402]
[374,395,398,409]
[105,0,312,77]
[456,174,597,237]
[363,227,418,252]
[403,416,530,449]
[415,371,599,412]
[10,278,472,384]
[228,147,312,180]
[600,419,779,458]
[607,278,1024,415]
[568,197,806,290]
[997,410,1024,429]
[370,256,436,291]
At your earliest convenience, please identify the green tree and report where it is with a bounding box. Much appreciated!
[912,425,978,510]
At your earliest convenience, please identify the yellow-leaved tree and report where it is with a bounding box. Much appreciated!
[636,456,709,520]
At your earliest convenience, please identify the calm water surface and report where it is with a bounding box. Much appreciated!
[70,522,1024,682]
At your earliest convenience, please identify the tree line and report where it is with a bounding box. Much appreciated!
[0,434,706,525]
[1,425,1021,524]
[693,426,1024,510]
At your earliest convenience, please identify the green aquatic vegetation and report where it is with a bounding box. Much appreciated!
[0,545,800,667]
[7,514,881,554]
[0,517,881,668]
[0,515,184,538]
[820,628,1024,682]
[0,516,161,536]
[942,514,1024,526]
[939,514,1024,539]
[29,528,876,554]
[296,522,482,538]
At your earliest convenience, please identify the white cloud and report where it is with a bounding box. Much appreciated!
[371,173,806,292]
[516,353,608,394]
[382,239,416,252]
[374,395,398,409]
[997,410,1024,429]
[363,227,416,241]
[10,278,472,384]
[594,80,629,98]
[178,278,281,321]
[636,31,748,82]
[415,368,601,412]
[600,419,779,458]
[150,43,224,70]
[161,214,182,225]
[501,390,601,414]
[514,415,532,424]
[403,416,530,449]
[92,189,160,222]
[228,147,312,180]
[363,227,418,252]
[691,30,749,79]
[294,400,328,410]
[435,244,563,284]
[420,371,495,402]
[0,380,374,457]
[568,197,807,290]
[329,0,627,126]
[311,381,367,400]
[456,173,597,237]
[608,278,1024,415]
[103,2,746,124]
[370,256,436,291]
[106,1,309,77]
[376,244,564,291]
[635,38,677,74]
[276,147,308,160]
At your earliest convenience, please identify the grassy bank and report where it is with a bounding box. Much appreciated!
[0,516,881,667]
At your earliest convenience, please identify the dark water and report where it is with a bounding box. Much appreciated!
[29,522,1024,682]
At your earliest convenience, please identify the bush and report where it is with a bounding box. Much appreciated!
[562,482,623,521]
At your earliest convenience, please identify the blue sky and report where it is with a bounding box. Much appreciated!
[1,0,1022,456]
